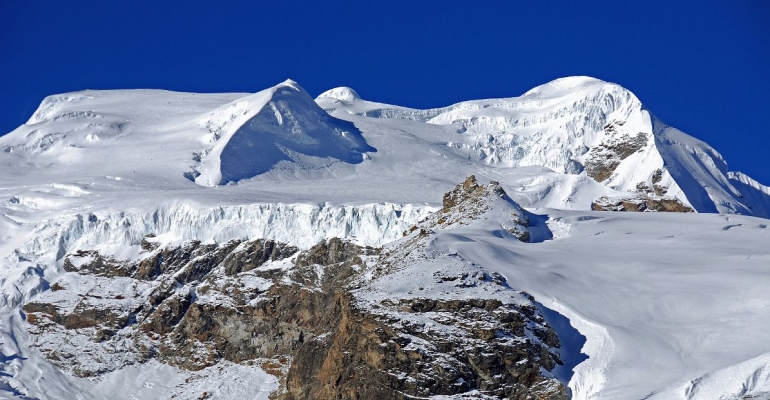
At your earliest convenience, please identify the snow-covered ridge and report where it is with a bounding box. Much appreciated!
[318,78,645,173]
[0,201,434,308]
[27,93,95,124]
[318,78,650,178]
[1,76,769,399]
[316,86,361,102]
[677,352,770,399]
[729,171,770,196]
[4,76,768,218]
[193,80,375,186]
[317,77,770,216]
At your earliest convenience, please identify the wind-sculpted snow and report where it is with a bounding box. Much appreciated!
[0,201,433,308]
[727,172,770,219]
[27,93,95,124]
[729,171,770,196]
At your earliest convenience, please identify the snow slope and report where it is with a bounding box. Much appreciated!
[194,79,374,186]
[318,76,769,216]
[0,77,769,399]
[505,210,770,399]
[377,207,770,399]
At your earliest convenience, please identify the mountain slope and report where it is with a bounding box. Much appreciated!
[2,76,768,215]
[194,79,374,186]
[1,77,769,399]
[12,179,569,400]
[317,76,769,216]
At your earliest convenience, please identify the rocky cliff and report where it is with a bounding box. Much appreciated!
[23,178,568,399]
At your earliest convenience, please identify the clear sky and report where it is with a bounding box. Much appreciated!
[2,1,768,183]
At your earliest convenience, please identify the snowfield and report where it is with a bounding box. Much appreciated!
[0,76,768,399]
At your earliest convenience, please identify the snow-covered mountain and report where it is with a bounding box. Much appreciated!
[316,76,770,216]
[0,77,769,399]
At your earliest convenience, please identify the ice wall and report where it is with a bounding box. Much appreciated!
[0,201,435,307]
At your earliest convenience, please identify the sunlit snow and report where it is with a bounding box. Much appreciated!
[0,77,768,399]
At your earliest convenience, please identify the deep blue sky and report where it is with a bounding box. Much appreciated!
[2,1,768,183]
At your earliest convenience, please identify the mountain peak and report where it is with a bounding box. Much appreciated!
[2,78,770,400]
[193,80,375,186]
[522,75,609,97]
[278,78,299,87]
[273,79,308,96]
[407,175,531,242]
[1,76,768,216]
[316,86,361,102]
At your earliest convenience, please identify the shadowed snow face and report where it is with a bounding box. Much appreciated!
[216,85,375,184]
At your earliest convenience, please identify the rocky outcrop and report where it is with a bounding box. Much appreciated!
[284,294,567,400]
[221,239,298,276]
[584,122,648,183]
[629,168,669,198]
[24,180,567,399]
[25,238,301,376]
[412,175,531,242]
[592,195,694,213]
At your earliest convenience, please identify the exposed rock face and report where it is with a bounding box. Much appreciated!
[26,238,300,376]
[584,122,648,183]
[592,195,695,213]
[284,295,567,400]
[24,179,567,399]
[221,239,299,276]
[422,175,531,242]
[632,168,669,197]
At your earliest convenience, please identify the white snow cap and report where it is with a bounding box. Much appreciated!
[194,79,374,186]
[316,86,361,102]
[523,76,608,96]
